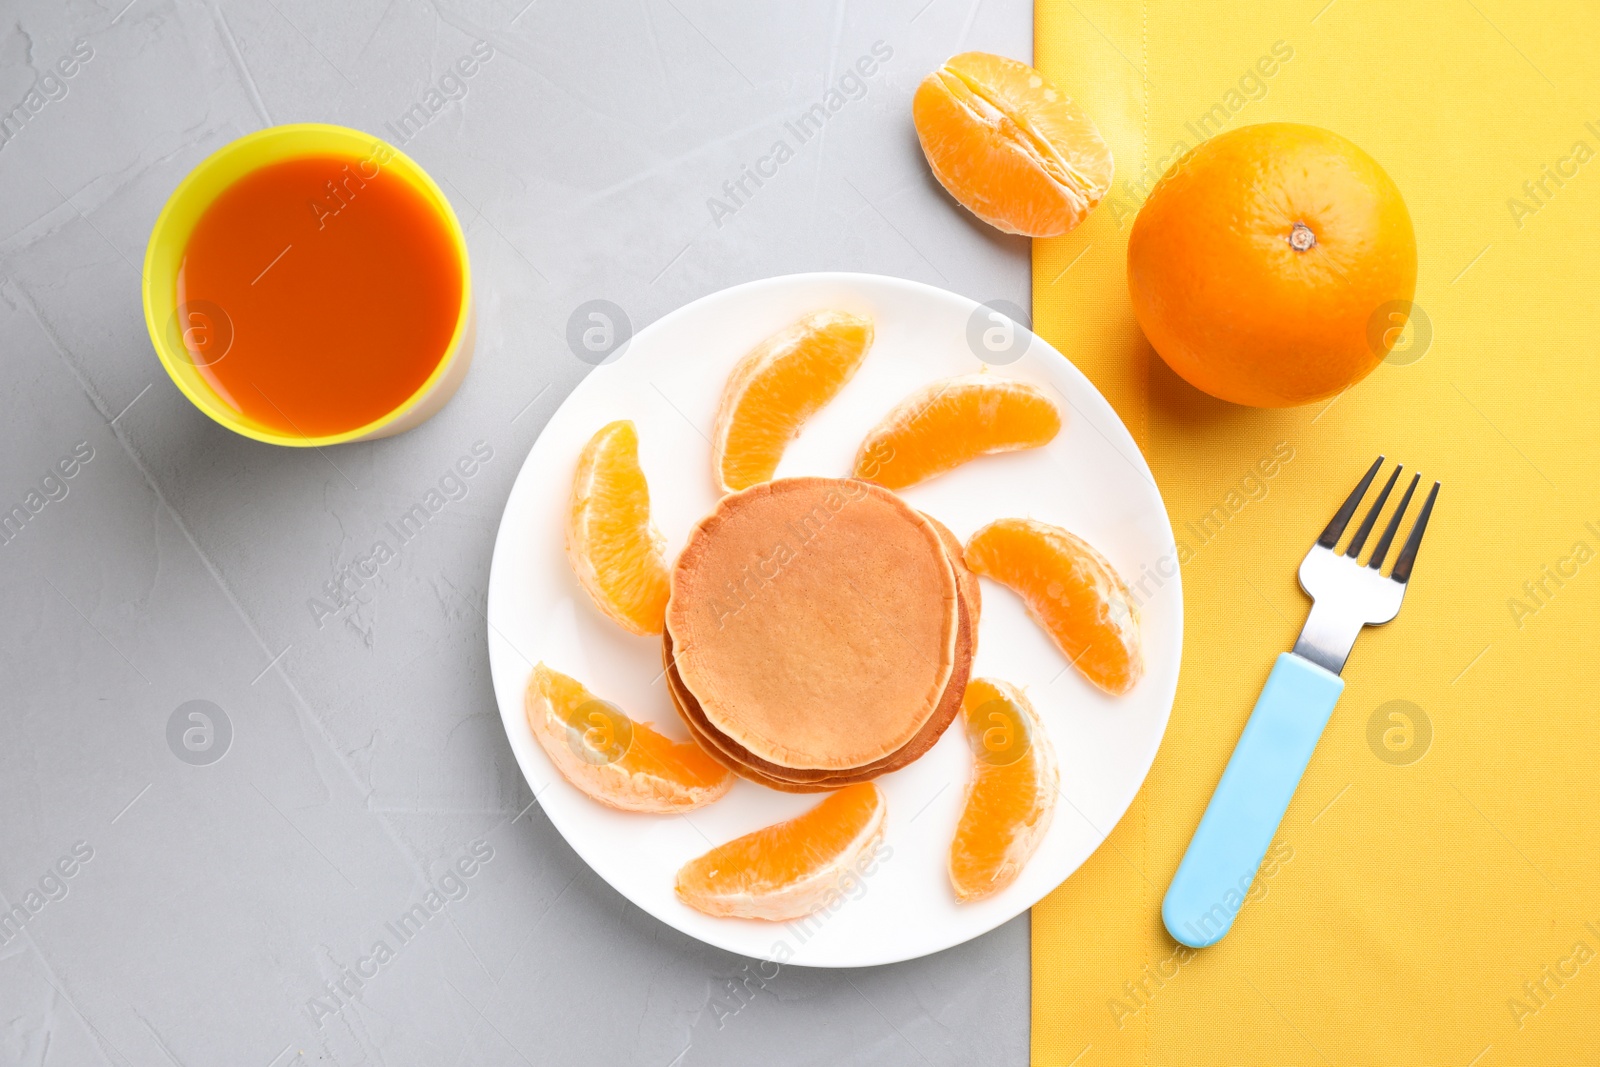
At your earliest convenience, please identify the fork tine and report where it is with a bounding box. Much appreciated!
[1345,464,1402,559]
[1390,480,1440,584]
[1367,473,1420,571]
[1317,456,1385,548]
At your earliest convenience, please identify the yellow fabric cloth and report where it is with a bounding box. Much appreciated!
[1031,2,1600,1064]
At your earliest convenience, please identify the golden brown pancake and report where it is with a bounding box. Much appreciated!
[666,675,839,793]
[922,512,980,647]
[663,573,973,786]
[667,477,961,771]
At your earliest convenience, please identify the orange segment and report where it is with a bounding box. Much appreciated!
[566,420,669,635]
[675,782,886,921]
[525,664,732,814]
[853,374,1062,489]
[964,519,1143,695]
[913,52,1113,237]
[950,678,1058,902]
[712,311,874,493]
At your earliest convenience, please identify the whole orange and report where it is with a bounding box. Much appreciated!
[1126,123,1416,407]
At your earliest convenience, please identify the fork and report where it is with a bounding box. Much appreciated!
[1163,457,1440,948]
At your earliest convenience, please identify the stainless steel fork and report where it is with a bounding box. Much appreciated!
[1163,457,1440,948]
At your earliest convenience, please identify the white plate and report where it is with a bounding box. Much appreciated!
[486,273,1181,967]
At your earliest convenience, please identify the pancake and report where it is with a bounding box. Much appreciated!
[921,512,981,647]
[667,477,961,771]
[664,570,973,785]
[666,673,838,794]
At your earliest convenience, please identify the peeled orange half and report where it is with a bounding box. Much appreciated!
[712,310,874,493]
[950,678,1058,902]
[914,52,1113,237]
[965,519,1143,696]
[567,420,670,636]
[675,782,887,921]
[525,664,732,813]
[854,374,1062,490]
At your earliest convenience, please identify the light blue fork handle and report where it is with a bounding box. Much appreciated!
[1163,652,1345,948]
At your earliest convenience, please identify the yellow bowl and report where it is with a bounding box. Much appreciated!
[141,123,475,447]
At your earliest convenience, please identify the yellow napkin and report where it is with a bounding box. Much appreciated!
[1032,2,1600,1064]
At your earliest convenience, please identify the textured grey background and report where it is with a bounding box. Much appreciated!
[0,1,1033,1063]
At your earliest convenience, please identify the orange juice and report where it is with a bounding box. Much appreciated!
[175,152,463,438]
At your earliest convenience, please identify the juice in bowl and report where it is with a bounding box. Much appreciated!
[143,123,473,445]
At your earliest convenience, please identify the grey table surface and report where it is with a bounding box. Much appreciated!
[0,1,1034,1063]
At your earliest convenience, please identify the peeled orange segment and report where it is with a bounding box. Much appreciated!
[712,311,874,493]
[913,52,1113,238]
[675,783,887,921]
[525,664,732,814]
[853,374,1062,490]
[950,678,1058,902]
[567,420,670,636]
[964,519,1143,696]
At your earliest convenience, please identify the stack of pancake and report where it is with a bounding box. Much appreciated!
[664,477,978,793]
